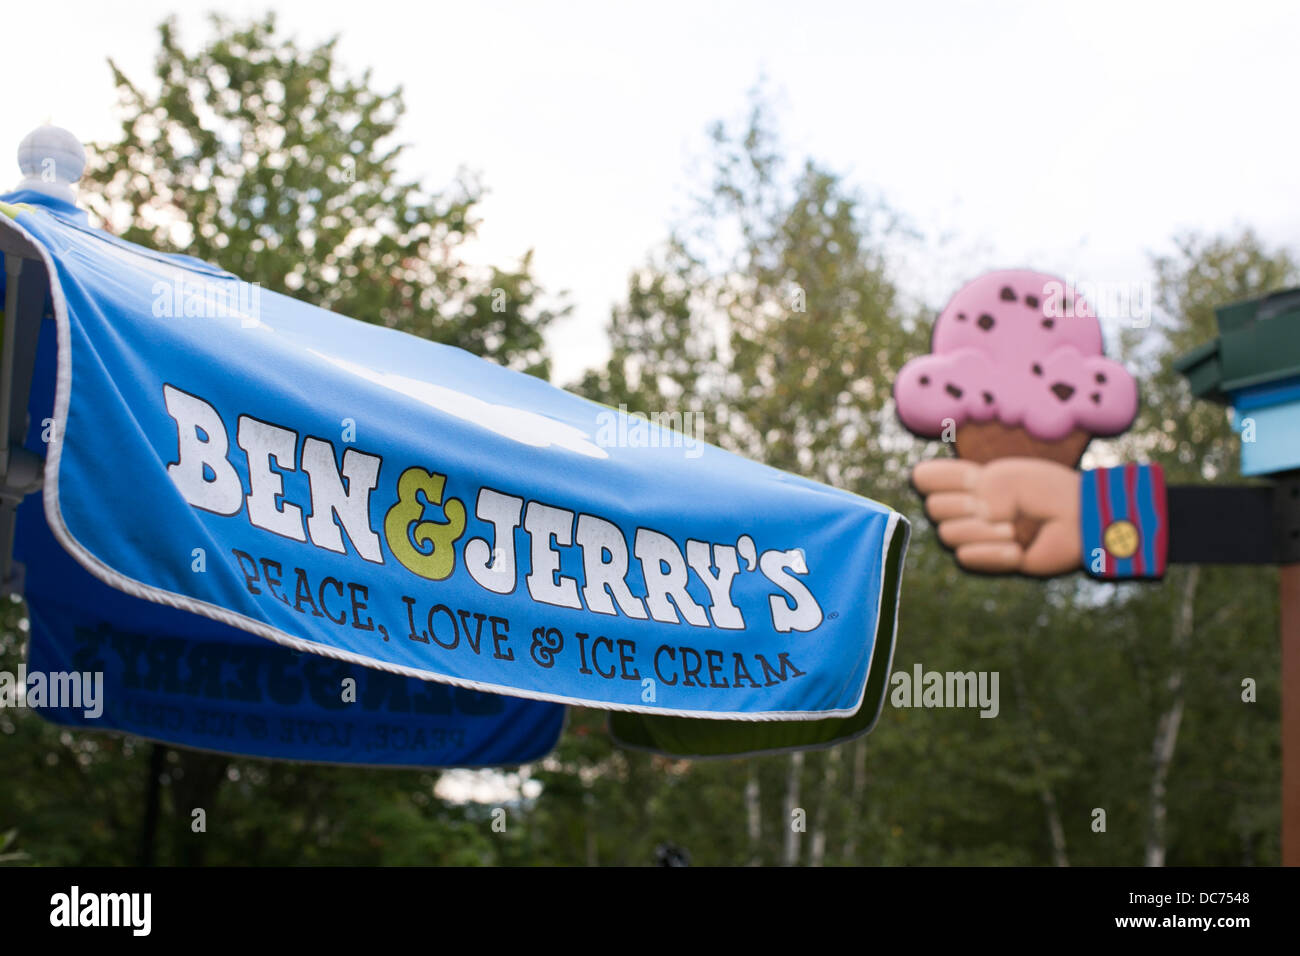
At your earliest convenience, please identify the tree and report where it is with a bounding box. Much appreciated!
[8,36,1291,863]
[1,12,565,867]
[85,12,564,378]
[574,91,926,865]
[1118,230,1296,865]
[572,96,1296,866]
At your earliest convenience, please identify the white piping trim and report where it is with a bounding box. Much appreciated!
[3,210,900,724]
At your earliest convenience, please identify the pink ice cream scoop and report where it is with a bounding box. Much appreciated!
[894,270,1137,465]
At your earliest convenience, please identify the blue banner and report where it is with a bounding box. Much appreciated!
[24,595,564,768]
[13,360,563,767]
[1,195,907,723]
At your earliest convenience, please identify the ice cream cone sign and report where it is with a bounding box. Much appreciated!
[895,270,1149,578]
[897,271,1300,864]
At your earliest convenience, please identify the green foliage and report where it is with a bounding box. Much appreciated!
[3,23,1291,863]
[2,13,566,866]
[1120,230,1298,482]
[84,12,564,378]
[563,96,1291,867]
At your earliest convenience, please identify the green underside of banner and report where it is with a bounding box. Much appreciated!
[609,521,908,758]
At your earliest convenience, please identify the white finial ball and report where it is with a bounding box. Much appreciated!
[16,125,86,203]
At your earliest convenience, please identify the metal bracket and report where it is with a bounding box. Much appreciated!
[0,239,50,595]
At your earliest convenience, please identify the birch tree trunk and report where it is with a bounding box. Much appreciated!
[1145,565,1199,867]
[745,762,762,866]
[1011,667,1069,867]
[1039,782,1070,868]
[842,738,868,863]
[782,750,804,866]
[583,788,598,867]
[809,746,840,866]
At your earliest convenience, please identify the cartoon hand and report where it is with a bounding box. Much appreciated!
[911,458,1082,576]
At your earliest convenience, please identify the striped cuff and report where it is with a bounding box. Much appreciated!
[1081,464,1168,580]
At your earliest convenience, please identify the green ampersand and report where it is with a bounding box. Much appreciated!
[384,467,467,581]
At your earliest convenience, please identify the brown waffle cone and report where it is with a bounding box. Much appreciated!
[953,422,1090,548]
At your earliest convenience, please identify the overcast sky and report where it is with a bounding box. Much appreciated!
[5,0,1298,385]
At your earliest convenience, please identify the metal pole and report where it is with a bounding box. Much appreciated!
[0,254,23,478]
[138,744,167,867]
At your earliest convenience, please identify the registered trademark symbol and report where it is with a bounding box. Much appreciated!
[827,611,839,620]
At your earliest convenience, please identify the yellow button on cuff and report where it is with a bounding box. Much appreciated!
[1103,519,1140,560]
